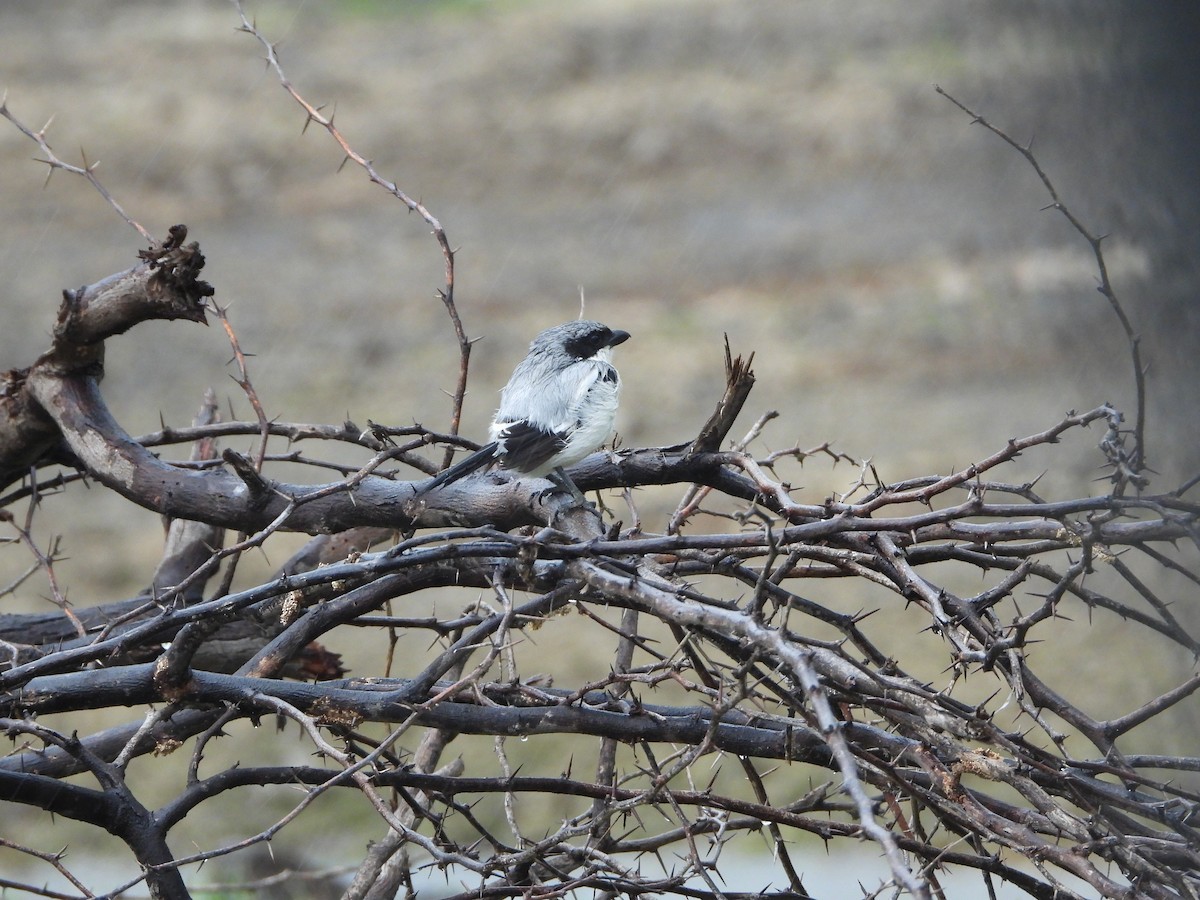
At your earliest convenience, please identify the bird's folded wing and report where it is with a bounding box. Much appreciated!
[494,420,569,475]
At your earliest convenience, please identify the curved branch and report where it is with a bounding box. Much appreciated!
[0,227,212,489]
[937,87,1149,477]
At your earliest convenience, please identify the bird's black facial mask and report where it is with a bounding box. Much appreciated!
[563,325,631,360]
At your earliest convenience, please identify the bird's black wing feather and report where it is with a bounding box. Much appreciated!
[496,420,568,474]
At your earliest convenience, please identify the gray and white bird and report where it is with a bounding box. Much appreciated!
[420,320,630,496]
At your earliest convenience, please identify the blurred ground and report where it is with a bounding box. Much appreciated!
[2,0,1199,893]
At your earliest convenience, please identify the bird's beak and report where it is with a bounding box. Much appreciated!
[608,330,631,347]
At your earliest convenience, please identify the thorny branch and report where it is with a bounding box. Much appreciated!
[1,239,1198,897]
[0,94,153,242]
[5,325,1199,900]
[936,86,1149,482]
[229,0,474,460]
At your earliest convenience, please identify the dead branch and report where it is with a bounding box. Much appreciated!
[937,86,1150,480]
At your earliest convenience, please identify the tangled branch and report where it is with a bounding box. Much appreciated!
[2,231,1198,898]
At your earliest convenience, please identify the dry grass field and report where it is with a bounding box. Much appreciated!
[2,1,1198,893]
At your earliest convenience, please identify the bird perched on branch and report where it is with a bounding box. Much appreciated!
[420,320,630,499]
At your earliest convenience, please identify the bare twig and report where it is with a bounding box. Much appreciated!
[936,86,1149,479]
[229,2,471,449]
[0,93,152,241]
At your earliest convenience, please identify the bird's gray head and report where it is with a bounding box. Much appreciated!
[531,320,631,361]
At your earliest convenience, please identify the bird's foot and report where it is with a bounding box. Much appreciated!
[547,467,593,507]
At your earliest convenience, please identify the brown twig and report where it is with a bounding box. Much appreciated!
[229,2,471,449]
[936,86,1149,480]
[0,92,153,241]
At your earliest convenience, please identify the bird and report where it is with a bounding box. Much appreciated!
[419,320,630,498]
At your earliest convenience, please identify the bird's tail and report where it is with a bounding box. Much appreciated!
[416,442,499,494]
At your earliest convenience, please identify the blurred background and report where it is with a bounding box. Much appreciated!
[2,1,1198,895]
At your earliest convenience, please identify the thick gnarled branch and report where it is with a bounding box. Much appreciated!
[0,226,212,489]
